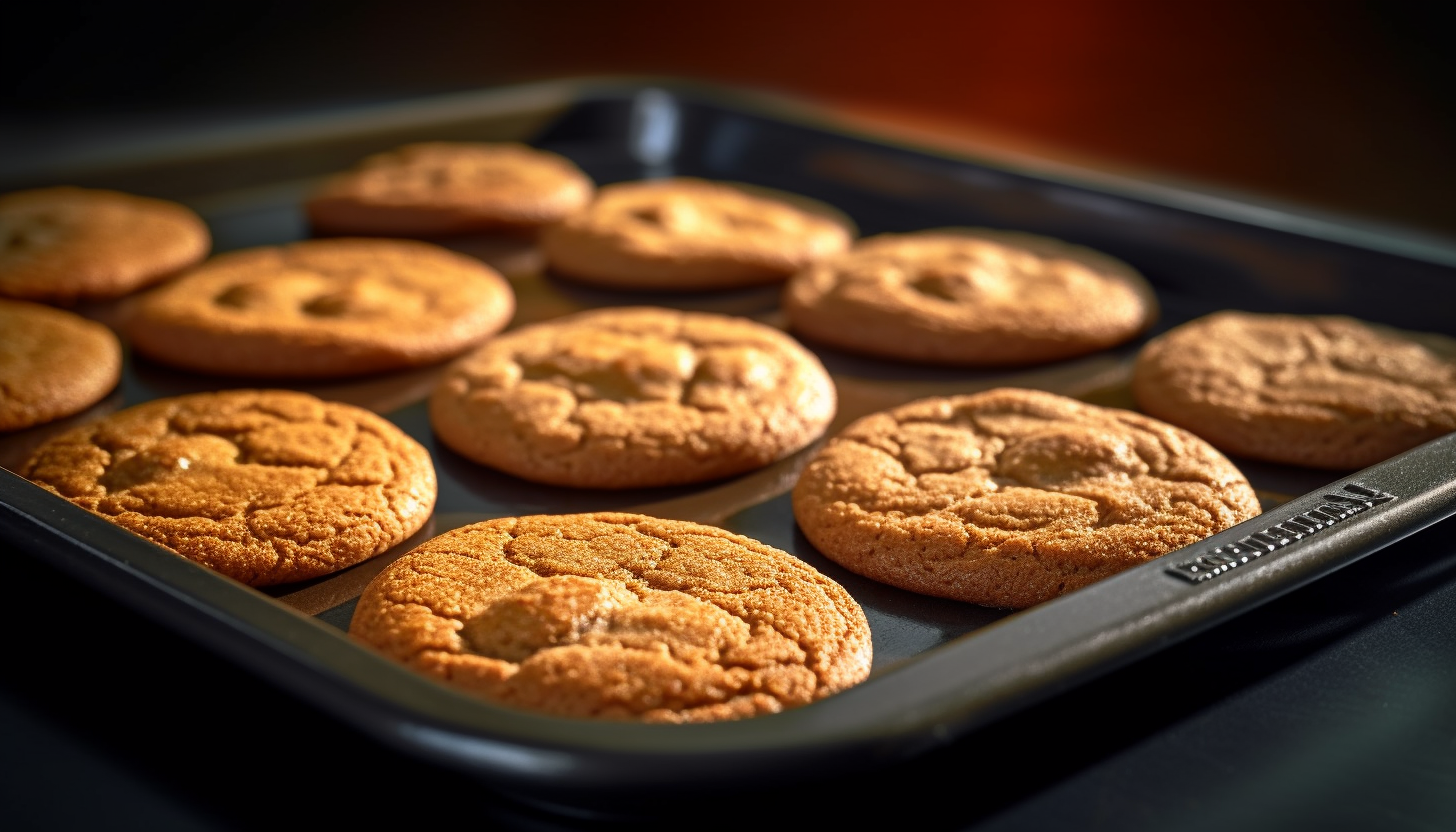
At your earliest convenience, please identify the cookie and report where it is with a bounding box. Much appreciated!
[0,299,122,431]
[540,178,855,290]
[1132,311,1456,469]
[792,388,1261,609]
[128,238,515,378]
[349,512,872,722]
[21,389,436,586]
[0,186,210,304]
[305,142,594,237]
[430,306,836,488]
[782,228,1158,366]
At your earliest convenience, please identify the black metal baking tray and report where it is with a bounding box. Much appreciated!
[3,78,1455,814]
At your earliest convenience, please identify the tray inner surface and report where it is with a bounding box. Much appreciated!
[4,87,1454,727]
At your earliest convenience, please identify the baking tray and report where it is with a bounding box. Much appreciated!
[3,78,1455,815]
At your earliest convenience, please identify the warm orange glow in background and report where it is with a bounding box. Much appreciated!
[6,1,1453,234]
[466,1,1453,235]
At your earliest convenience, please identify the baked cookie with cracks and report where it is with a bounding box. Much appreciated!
[430,306,836,489]
[128,238,515,379]
[349,512,872,723]
[792,388,1260,609]
[0,299,122,431]
[541,178,855,291]
[1133,310,1456,470]
[783,228,1157,366]
[0,186,210,304]
[306,142,594,237]
[22,389,436,587]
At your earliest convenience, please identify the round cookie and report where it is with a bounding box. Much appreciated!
[305,142,594,237]
[0,299,122,431]
[0,186,211,304]
[21,389,436,587]
[128,238,515,378]
[782,228,1158,366]
[792,388,1261,609]
[349,512,872,722]
[430,306,836,489]
[1132,311,1456,470]
[540,177,855,290]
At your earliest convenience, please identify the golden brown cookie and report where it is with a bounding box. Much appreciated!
[1132,311,1456,469]
[0,299,122,431]
[127,238,515,378]
[540,178,855,290]
[349,512,872,722]
[792,388,1261,609]
[305,142,594,237]
[430,306,836,488]
[782,228,1158,366]
[21,390,436,586]
[0,187,211,304]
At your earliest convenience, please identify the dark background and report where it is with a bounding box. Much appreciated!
[3,0,1453,236]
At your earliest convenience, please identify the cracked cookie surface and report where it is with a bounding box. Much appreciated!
[128,238,515,378]
[0,299,121,431]
[783,228,1157,365]
[1133,311,1456,469]
[21,389,436,586]
[430,306,836,488]
[0,186,210,304]
[541,178,855,290]
[792,388,1260,609]
[349,512,872,722]
[305,142,594,236]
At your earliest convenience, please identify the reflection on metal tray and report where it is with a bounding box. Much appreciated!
[2,79,1455,812]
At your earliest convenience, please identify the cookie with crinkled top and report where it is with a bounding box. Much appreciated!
[540,178,855,290]
[792,388,1260,609]
[348,512,872,722]
[782,228,1157,366]
[429,306,836,488]
[21,389,436,586]
[1133,311,1456,469]
[0,299,121,431]
[306,142,594,237]
[127,238,515,378]
[0,186,210,304]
